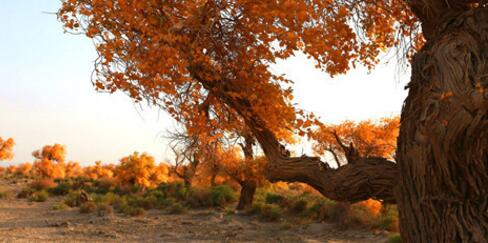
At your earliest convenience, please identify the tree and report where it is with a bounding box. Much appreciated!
[312,117,400,166]
[0,137,15,161]
[116,152,168,189]
[32,144,67,179]
[59,1,488,241]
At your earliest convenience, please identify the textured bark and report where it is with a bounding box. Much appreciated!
[397,5,488,242]
[236,180,257,211]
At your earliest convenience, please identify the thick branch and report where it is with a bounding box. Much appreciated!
[191,68,399,203]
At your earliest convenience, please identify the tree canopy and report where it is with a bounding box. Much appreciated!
[59,0,420,143]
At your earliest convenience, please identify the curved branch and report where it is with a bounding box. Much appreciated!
[190,66,399,203]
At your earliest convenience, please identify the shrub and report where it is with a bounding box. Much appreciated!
[157,183,188,200]
[376,205,400,232]
[127,207,145,217]
[48,182,72,196]
[186,188,213,208]
[17,188,34,199]
[64,190,91,207]
[80,201,97,214]
[97,203,113,217]
[169,202,186,214]
[29,190,49,202]
[52,202,68,210]
[30,178,56,191]
[288,199,308,215]
[210,185,236,207]
[0,191,8,199]
[265,193,286,205]
[260,205,282,222]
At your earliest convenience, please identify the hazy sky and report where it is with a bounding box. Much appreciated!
[0,1,410,165]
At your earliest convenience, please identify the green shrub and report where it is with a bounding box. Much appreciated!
[49,182,72,196]
[80,201,97,214]
[127,207,145,217]
[288,199,307,214]
[64,190,90,207]
[186,188,213,208]
[52,202,68,210]
[376,205,399,232]
[169,202,186,214]
[265,193,286,205]
[29,190,49,202]
[388,234,401,243]
[157,183,188,200]
[260,205,282,222]
[0,191,8,199]
[248,202,264,215]
[210,185,236,207]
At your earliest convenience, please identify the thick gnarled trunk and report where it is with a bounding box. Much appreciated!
[397,6,488,242]
[236,180,257,211]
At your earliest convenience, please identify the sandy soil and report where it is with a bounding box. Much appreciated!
[0,179,391,243]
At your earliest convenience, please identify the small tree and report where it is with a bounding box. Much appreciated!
[0,137,15,161]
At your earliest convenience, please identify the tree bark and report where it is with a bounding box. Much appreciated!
[236,180,257,211]
[397,4,488,242]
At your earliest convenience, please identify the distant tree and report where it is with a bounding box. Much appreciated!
[312,117,400,167]
[0,137,15,161]
[116,152,168,189]
[32,144,67,179]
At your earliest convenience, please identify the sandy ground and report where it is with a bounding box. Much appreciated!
[0,179,391,243]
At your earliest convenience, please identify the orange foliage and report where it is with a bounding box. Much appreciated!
[83,161,114,180]
[15,163,33,177]
[357,199,383,217]
[311,117,400,164]
[115,152,169,189]
[58,1,421,144]
[0,137,15,161]
[216,146,266,186]
[32,144,67,179]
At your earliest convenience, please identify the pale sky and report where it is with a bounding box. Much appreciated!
[0,1,410,165]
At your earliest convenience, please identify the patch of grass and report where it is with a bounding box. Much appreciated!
[29,190,49,202]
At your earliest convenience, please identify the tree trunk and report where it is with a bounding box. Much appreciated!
[236,180,257,211]
[397,4,488,242]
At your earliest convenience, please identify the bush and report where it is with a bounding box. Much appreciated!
[186,188,213,208]
[52,202,68,210]
[49,182,72,196]
[17,188,34,199]
[29,190,49,202]
[260,205,282,222]
[80,201,97,214]
[97,203,113,217]
[64,190,90,207]
[288,199,308,215]
[30,178,56,191]
[127,207,145,217]
[265,193,286,205]
[210,185,236,207]
[168,202,186,214]
[0,191,8,199]
[157,183,188,200]
[376,205,399,232]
